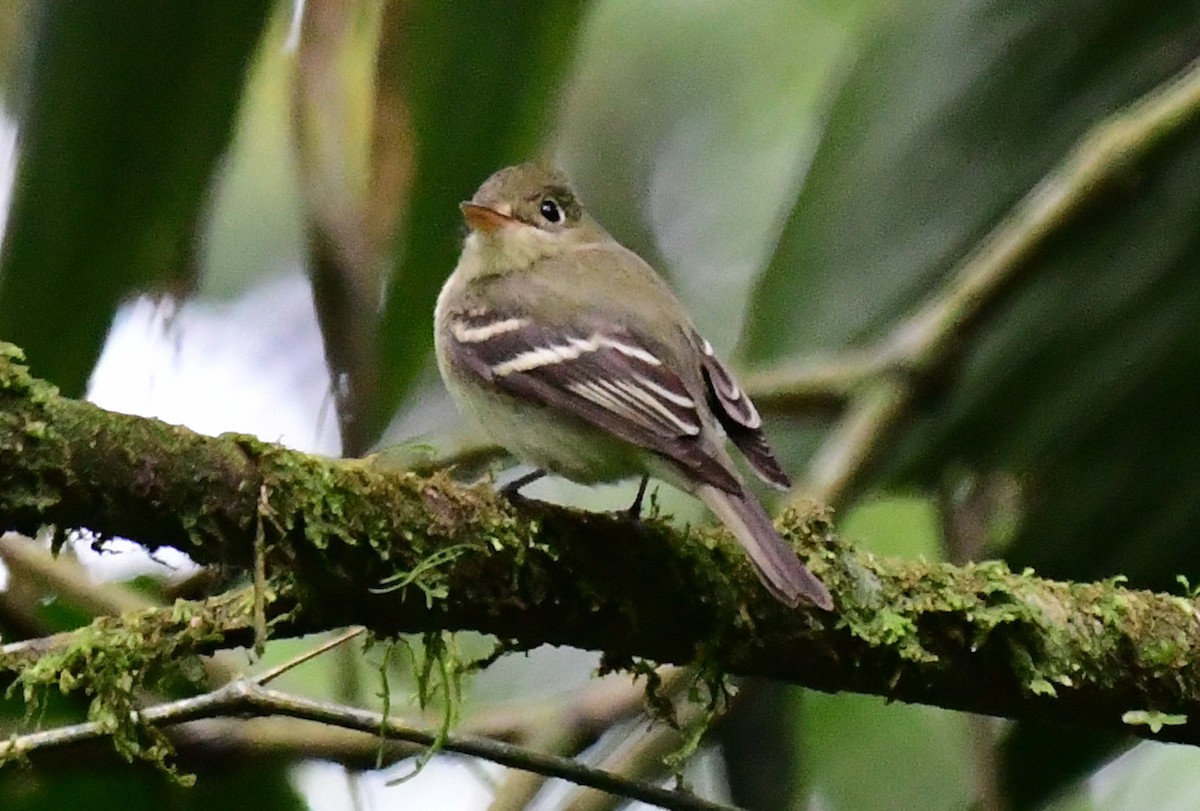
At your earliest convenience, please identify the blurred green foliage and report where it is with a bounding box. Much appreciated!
[370,1,589,448]
[3,0,1200,808]
[1,762,305,811]
[742,2,1200,804]
[0,2,271,396]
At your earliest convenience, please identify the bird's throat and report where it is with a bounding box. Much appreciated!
[460,225,563,279]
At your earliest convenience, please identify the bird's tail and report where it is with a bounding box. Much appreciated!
[698,485,833,610]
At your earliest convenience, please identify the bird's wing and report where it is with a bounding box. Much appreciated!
[694,335,791,489]
[442,308,741,493]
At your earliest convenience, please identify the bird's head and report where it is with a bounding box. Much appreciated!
[458,163,609,275]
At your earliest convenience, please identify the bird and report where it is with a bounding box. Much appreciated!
[433,162,832,610]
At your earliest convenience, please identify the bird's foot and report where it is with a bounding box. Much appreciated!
[622,475,650,521]
[500,469,547,505]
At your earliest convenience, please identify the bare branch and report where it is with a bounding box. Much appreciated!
[0,679,740,811]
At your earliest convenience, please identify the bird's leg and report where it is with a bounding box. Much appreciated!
[500,469,547,502]
[626,475,650,519]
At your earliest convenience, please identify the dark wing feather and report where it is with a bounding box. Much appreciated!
[443,311,740,492]
[696,336,791,489]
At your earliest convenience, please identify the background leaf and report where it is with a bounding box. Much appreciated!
[0,2,271,395]
[557,0,876,349]
[741,0,1200,804]
[362,0,589,449]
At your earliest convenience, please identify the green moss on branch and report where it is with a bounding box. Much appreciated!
[3,342,1200,745]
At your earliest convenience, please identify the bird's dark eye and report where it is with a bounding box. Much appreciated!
[539,198,564,224]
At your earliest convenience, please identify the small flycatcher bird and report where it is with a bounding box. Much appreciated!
[434,163,832,609]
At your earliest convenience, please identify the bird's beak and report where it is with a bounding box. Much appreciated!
[461,202,516,233]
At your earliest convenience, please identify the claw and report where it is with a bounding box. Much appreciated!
[626,475,650,519]
[501,469,546,501]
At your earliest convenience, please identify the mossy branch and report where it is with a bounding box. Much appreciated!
[2,343,1200,745]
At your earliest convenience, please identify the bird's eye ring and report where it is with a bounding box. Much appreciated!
[539,198,564,224]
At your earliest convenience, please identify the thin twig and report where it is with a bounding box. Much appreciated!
[5,665,687,776]
[487,667,692,811]
[564,721,696,811]
[0,680,741,811]
[252,626,366,686]
[486,723,580,811]
[253,687,739,811]
[561,669,706,811]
